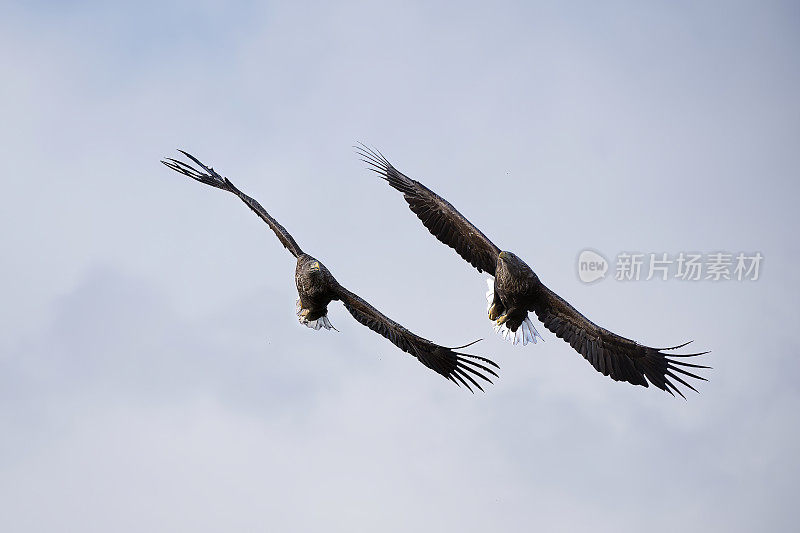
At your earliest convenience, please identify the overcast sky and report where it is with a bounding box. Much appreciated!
[1,1,798,531]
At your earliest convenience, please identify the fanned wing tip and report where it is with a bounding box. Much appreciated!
[162,149,228,189]
[356,145,419,198]
[354,143,393,175]
[177,149,210,170]
[460,351,500,369]
[441,345,500,392]
[438,335,500,386]
[446,374,465,390]
[449,370,476,393]
[162,158,197,177]
[457,354,499,379]
[653,346,710,397]
[454,366,483,392]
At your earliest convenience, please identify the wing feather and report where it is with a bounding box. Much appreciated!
[357,145,501,275]
[528,282,709,397]
[162,151,304,258]
[334,285,499,391]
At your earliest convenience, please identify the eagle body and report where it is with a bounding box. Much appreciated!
[359,145,709,397]
[492,251,541,332]
[295,254,339,322]
[162,150,499,392]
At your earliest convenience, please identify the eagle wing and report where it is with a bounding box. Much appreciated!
[527,282,708,397]
[162,150,304,258]
[334,285,499,392]
[358,145,501,275]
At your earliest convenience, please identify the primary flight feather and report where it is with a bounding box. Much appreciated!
[162,150,499,392]
[357,145,708,398]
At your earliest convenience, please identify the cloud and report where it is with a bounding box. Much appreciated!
[2,1,799,531]
[1,266,798,532]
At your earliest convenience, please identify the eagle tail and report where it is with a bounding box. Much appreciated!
[485,279,544,346]
[493,315,544,345]
[296,299,336,331]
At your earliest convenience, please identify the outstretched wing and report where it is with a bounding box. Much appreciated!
[334,285,499,392]
[528,283,709,397]
[358,145,501,275]
[162,150,304,258]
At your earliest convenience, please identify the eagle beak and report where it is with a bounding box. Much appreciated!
[499,251,507,260]
[310,262,320,272]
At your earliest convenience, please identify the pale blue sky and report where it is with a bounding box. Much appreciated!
[1,1,798,531]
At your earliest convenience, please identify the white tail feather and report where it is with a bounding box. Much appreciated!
[485,278,544,346]
[296,298,335,331]
[485,278,495,308]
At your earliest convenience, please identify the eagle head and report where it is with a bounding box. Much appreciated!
[498,251,534,279]
[499,250,523,266]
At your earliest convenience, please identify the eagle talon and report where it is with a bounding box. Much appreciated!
[488,303,503,321]
[495,314,508,325]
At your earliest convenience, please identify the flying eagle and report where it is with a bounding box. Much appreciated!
[357,145,708,397]
[161,150,498,391]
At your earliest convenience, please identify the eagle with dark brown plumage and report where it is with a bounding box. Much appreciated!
[358,145,708,397]
[162,150,498,392]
